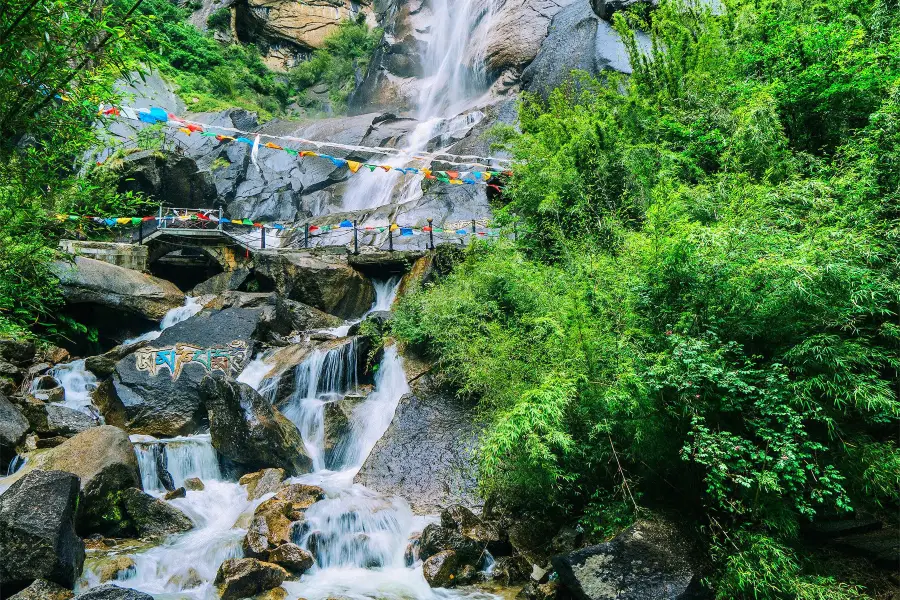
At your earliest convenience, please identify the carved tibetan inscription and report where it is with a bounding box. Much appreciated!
[134,340,249,381]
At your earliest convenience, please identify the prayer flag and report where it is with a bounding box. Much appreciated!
[340,220,353,228]
[347,160,362,173]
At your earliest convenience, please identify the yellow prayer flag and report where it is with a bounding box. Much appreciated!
[347,160,362,173]
[390,223,399,231]
[116,217,131,224]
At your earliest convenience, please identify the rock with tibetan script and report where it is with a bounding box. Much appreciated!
[105,307,263,437]
[201,375,312,474]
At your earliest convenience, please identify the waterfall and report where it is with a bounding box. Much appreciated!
[371,276,402,312]
[340,0,499,214]
[124,296,203,345]
[132,434,223,493]
[39,359,98,412]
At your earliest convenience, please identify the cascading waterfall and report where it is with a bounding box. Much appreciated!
[132,434,223,493]
[77,277,492,600]
[124,296,203,345]
[340,0,499,214]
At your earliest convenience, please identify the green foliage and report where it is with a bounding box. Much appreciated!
[288,18,381,112]
[399,0,899,596]
[206,7,231,32]
[0,0,153,339]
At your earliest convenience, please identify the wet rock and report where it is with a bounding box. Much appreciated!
[50,256,184,322]
[441,505,503,549]
[419,523,481,564]
[44,404,100,436]
[202,375,312,474]
[184,477,205,491]
[84,341,150,378]
[492,556,531,586]
[522,0,648,98]
[0,337,36,365]
[273,296,343,334]
[267,543,314,575]
[116,487,194,538]
[355,373,483,514]
[165,567,202,589]
[423,549,460,588]
[75,584,154,599]
[116,150,216,209]
[3,426,141,537]
[508,519,559,567]
[164,487,186,500]
[243,484,325,556]
[0,392,29,463]
[96,556,137,583]
[484,0,577,72]
[8,578,74,599]
[240,468,287,501]
[191,267,252,296]
[215,558,288,600]
[517,580,559,600]
[552,519,704,600]
[107,307,262,436]
[253,251,375,319]
[0,470,85,594]
[831,527,900,570]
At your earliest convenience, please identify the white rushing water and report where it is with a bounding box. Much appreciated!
[84,272,496,600]
[124,296,203,345]
[339,0,500,214]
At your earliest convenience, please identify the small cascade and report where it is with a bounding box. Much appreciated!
[39,359,98,412]
[278,340,358,471]
[124,296,203,345]
[371,276,402,312]
[132,434,222,493]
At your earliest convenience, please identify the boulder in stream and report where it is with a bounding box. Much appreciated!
[239,468,287,501]
[215,558,288,600]
[355,371,483,514]
[202,375,312,474]
[253,251,375,319]
[267,543,314,576]
[0,392,29,463]
[106,307,262,436]
[244,484,325,557]
[423,549,460,588]
[8,578,74,599]
[2,426,141,536]
[114,487,194,538]
[50,256,184,322]
[0,470,85,594]
[552,518,705,600]
[75,584,154,599]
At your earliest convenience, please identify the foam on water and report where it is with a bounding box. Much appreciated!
[123,296,203,345]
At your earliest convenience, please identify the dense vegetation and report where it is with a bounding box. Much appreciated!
[127,0,380,116]
[394,0,899,597]
[0,0,378,339]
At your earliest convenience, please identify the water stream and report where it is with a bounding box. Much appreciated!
[339,0,500,215]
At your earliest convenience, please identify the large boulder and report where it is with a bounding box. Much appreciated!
[8,579,74,599]
[483,0,577,72]
[423,549,460,588]
[355,372,483,514]
[273,296,343,334]
[116,150,217,209]
[84,340,150,378]
[214,558,288,600]
[0,470,85,594]
[552,519,705,600]
[253,251,375,319]
[243,484,325,557]
[113,487,194,537]
[75,584,154,599]
[522,0,648,98]
[104,307,262,436]
[0,392,28,463]
[201,375,312,474]
[2,426,144,536]
[50,256,184,322]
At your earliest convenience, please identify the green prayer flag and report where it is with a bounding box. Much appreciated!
[131,217,141,225]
